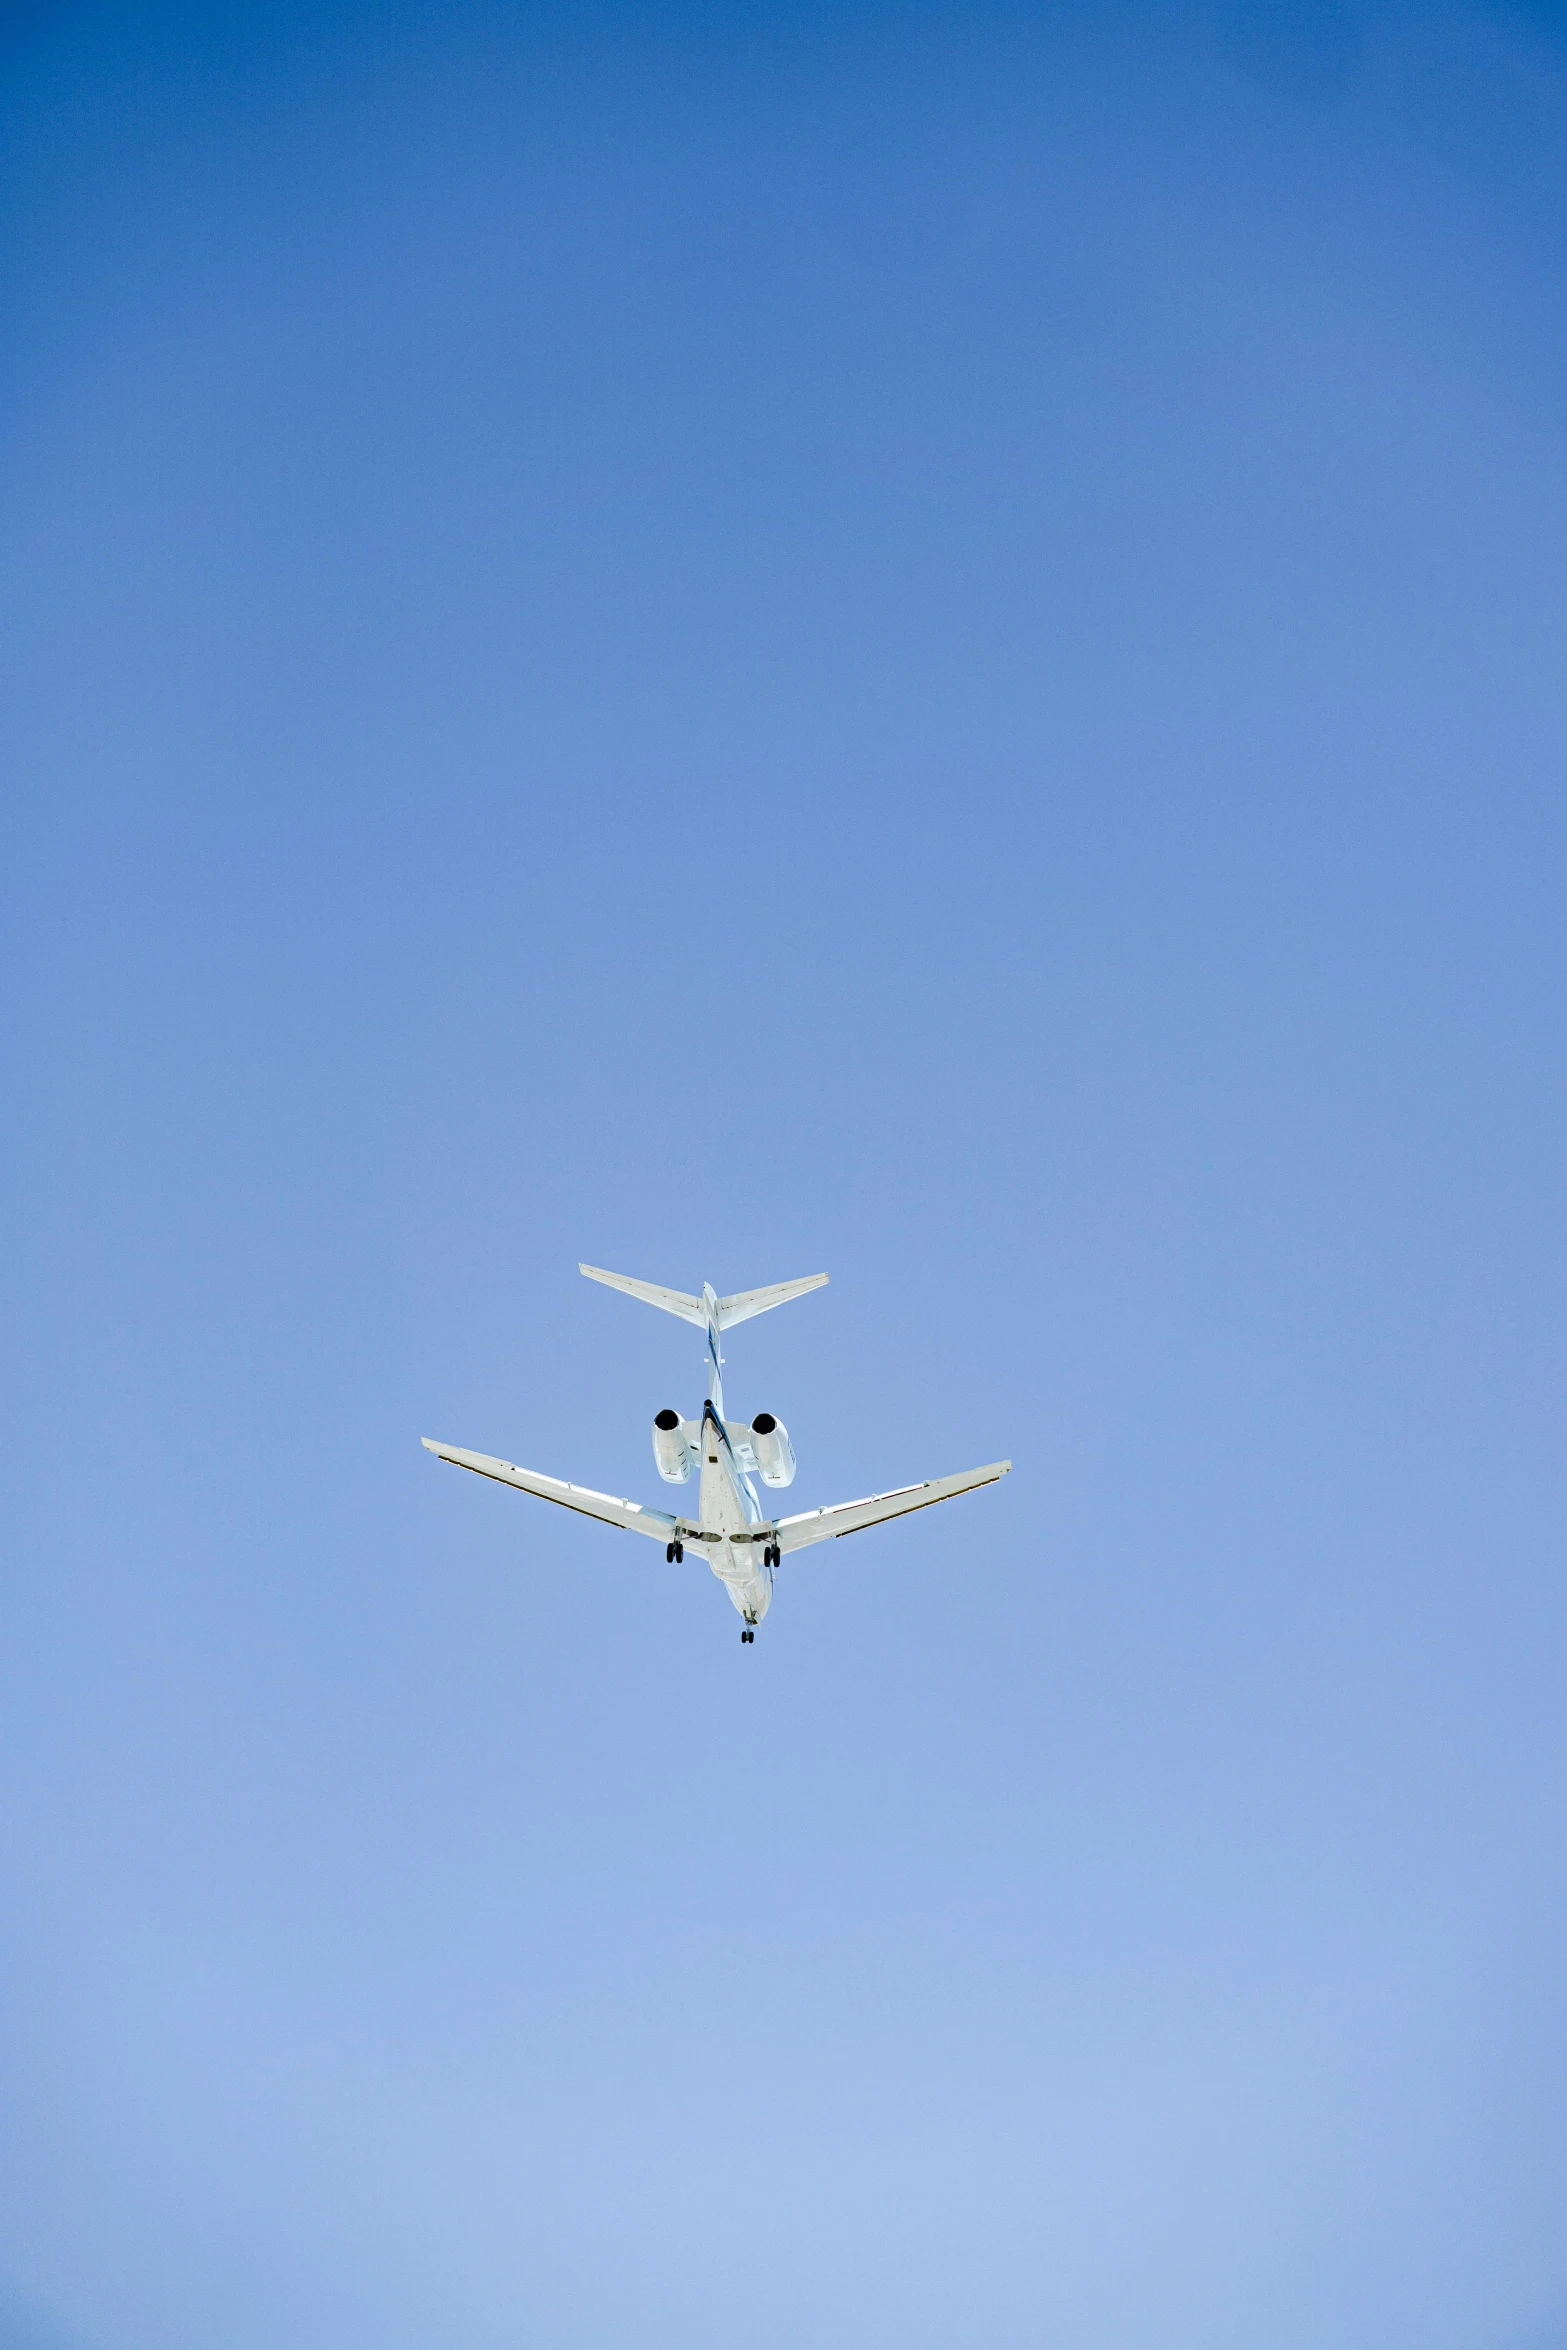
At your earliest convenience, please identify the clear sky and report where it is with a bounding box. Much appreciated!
[3,3,1566,2346]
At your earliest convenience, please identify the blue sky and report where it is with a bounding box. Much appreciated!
[3,3,1566,2345]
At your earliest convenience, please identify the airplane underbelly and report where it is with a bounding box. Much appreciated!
[698,1458,770,1619]
[707,1540,772,1621]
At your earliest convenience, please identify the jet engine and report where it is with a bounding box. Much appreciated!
[652,1408,700,1484]
[749,1411,797,1488]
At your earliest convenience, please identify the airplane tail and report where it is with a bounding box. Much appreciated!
[580,1264,828,1409]
[579,1265,828,1330]
[577,1266,707,1326]
[711,1274,829,1329]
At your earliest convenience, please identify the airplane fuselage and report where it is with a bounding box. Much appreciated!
[695,1400,774,1625]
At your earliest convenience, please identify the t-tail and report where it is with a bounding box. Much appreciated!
[578,1263,828,1416]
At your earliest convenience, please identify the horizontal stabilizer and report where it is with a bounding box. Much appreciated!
[422,1437,681,1541]
[774,1459,1009,1553]
[579,1265,707,1327]
[716,1273,829,1329]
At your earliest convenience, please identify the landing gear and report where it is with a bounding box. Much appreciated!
[666,1540,684,1563]
[741,1627,754,1643]
[763,1542,779,1569]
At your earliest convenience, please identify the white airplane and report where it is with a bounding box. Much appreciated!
[423,1265,1010,1642]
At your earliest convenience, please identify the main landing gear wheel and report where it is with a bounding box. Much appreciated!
[742,1627,754,1643]
[666,1540,684,1563]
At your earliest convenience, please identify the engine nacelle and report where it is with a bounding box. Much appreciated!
[651,1408,700,1484]
[749,1411,796,1488]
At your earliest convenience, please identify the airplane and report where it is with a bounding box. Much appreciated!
[422,1265,1010,1642]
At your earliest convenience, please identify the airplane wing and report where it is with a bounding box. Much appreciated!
[422,1438,682,1542]
[772,1459,1010,1554]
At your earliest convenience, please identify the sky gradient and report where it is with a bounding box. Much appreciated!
[3,4,1567,2346]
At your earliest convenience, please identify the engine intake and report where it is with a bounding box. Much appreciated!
[651,1408,700,1484]
[749,1411,796,1488]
